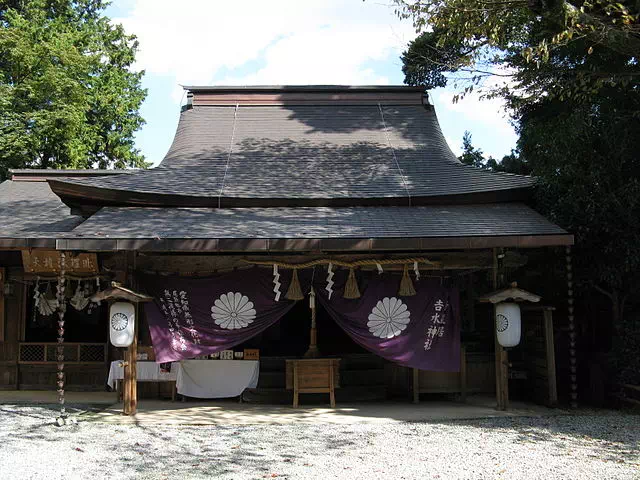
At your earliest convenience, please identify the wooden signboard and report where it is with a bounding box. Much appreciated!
[243,349,259,360]
[22,250,98,274]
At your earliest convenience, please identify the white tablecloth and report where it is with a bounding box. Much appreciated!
[176,360,259,399]
[107,361,177,389]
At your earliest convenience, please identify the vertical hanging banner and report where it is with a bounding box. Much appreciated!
[313,270,460,372]
[141,268,310,363]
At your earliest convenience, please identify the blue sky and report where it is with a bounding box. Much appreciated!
[106,1,517,166]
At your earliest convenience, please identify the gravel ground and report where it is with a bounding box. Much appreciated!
[0,405,637,480]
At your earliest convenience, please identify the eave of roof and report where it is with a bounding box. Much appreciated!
[10,168,135,182]
[0,180,85,244]
[35,204,574,252]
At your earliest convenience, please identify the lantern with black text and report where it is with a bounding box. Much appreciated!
[495,302,521,348]
[109,301,135,347]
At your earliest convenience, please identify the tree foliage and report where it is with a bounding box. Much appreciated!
[458,131,486,168]
[457,131,531,174]
[0,0,148,179]
[395,0,640,101]
[399,0,640,335]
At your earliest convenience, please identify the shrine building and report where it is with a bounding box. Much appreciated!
[0,86,574,413]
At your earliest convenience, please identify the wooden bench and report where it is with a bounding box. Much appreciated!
[286,358,340,408]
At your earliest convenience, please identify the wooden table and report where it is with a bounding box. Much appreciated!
[107,360,177,401]
[286,358,340,408]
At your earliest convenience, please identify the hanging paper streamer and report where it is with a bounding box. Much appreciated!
[309,287,316,309]
[272,264,282,302]
[414,261,420,281]
[87,277,101,314]
[326,263,334,299]
[70,281,89,311]
[376,262,383,275]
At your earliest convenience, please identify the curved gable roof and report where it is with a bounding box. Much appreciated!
[49,86,534,210]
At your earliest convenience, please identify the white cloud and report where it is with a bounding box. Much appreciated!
[437,90,513,136]
[115,0,415,100]
[446,136,463,157]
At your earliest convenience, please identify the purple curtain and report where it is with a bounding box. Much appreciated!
[141,267,459,371]
[141,268,309,363]
[313,270,461,371]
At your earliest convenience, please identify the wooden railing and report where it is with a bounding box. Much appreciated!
[18,343,108,364]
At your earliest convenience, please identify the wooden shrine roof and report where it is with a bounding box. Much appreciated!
[48,86,534,211]
[0,87,574,251]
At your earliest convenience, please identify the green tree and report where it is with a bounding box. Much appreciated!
[458,131,486,168]
[457,131,531,174]
[401,2,640,326]
[395,0,639,101]
[0,0,148,179]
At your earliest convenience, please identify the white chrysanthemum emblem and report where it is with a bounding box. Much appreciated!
[367,297,410,339]
[211,292,256,330]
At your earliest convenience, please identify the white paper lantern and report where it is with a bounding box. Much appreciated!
[109,302,135,348]
[495,302,521,348]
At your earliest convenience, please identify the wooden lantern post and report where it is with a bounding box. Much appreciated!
[481,252,542,411]
[92,281,152,416]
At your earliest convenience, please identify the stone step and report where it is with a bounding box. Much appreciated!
[242,385,387,405]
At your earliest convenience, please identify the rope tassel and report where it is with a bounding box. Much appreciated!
[398,264,416,297]
[343,268,361,299]
[285,269,304,301]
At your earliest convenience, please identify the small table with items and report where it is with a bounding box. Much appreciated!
[107,360,177,401]
[107,357,260,400]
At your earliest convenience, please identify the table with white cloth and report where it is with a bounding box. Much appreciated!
[107,360,178,400]
[176,360,260,399]
[107,359,260,400]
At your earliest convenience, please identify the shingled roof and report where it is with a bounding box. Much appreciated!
[0,180,82,235]
[48,86,534,210]
[0,87,573,250]
[56,203,570,252]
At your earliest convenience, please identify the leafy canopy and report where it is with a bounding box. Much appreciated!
[0,0,148,179]
[395,0,639,101]
[399,0,640,324]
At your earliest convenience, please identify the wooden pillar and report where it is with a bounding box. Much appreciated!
[328,360,336,408]
[0,267,5,343]
[493,248,509,410]
[543,308,558,406]
[460,345,467,401]
[412,368,419,404]
[122,252,138,416]
[304,288,319,358]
